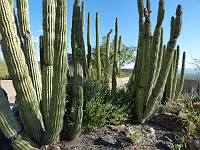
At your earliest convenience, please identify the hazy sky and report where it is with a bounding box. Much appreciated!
[0,0,200,68]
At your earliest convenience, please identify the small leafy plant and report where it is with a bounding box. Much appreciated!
[82,75,132,131]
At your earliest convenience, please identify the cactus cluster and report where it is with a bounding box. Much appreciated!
[0,0,186,149]
[129,0,184,123]
[0,0,68,147]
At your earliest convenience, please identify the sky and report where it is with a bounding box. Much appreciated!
[0,0,200,69]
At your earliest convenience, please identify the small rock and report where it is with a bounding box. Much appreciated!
[50,145,60,150]
[162,135,173,142]
[145,127,156,142]
[188,134,200,150]
[108,124,126,133]
[158,140,174,149]
[94,135,120,148]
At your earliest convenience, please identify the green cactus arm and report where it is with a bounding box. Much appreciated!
[174,51,185,100]
[16,0,42,103]
[41,0,56,128]
[142,5,183,122]
[39,36,44,70]
[11,135,40,150]
[164,58,174,101]
[81,2,85,32]
[87,12,92,75]
[145,0,164,103]
[0,88,39,149]
[171,46,180,99]
[73,0,88,77]
[68,47,84,140]
[80,1,88,77]
[0,88,21,138]
[112,18,119,94]
[0,0,44,144]
[96,12,101,77]
[117,35,122,75]
[155,27,164,80]
[105,29,112,87]
[42,0,67,145]
[71,1,77,62]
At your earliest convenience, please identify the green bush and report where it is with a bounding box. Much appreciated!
[82,75,132,131]
[0,58,10,79]
[178,90,200,134]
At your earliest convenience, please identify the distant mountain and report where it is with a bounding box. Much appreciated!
[178,67,200,79]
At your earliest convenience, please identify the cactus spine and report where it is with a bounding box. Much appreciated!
[96,12,101,77]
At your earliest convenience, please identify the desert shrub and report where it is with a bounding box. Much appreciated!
[0,58,10,79]
[82,75,132,131]
[178,90,200,134]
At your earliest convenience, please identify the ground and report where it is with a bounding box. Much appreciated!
[0,112,199,150]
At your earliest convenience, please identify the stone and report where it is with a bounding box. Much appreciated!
[94,135,120,148]
[158,140,174,149]
[188,134,200,150]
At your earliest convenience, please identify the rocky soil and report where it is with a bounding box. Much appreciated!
[1,112,200,150]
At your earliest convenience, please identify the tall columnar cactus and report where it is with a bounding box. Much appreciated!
[0,0,68,147]
[105,29,113,87]
[0,88,38,149]
[80,1,88,77]
[87,12,92,75]
[131,0,183,123]
[72,0,88,77]
[96,12,101,77]
[174,51,185,100]
[42,0,67,144]
[66,0,85,140]
[68,47,84,140]
[16,0,42,103]
[0,0,44,144]
[112,18,119,93]
[41,0,56,127]
[163,45,184,103]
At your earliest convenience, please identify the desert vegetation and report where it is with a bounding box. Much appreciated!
[0,0,199,149]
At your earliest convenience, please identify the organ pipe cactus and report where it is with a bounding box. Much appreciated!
[87,12,92,75]
[131,0,183,123]
[105,29,113,87]
[112,18,119,93]
[0,88,39,149]
[42,0,67,144]
[68,47,84,140]
[41,0,56,127]
[174,51,185,100]
[0,0,44,144]
[80,1,88,77]
[96,12,101,77]
[66,0,84,140]
[163,45,186,103]
[0,0,68,148]
[16,0,42,103]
